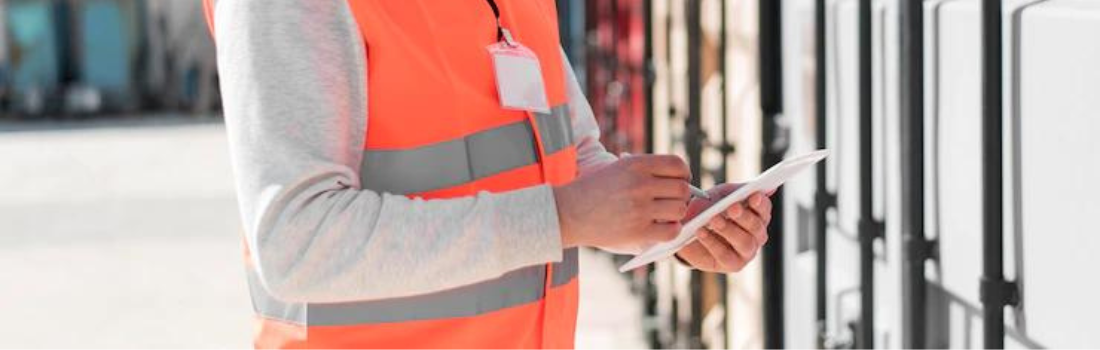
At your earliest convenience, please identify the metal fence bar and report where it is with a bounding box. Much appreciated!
[899,0,935,348]
[813,0,834,345]
[857,0,880,347]
[979,0,1019,348]
[759,0,788,347]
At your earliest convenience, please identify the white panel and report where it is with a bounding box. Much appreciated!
[923,0,1047,348]
[871,0,888,225]
[922,0,949,255]
[782,0,820,215]
[875,0,906,348]
[825,0,863,345]
[1019,1,1100,347]
[931,0,984,307]
[722,0,768,347]
[947,301,977,348]
[780,0,822,346]
[832,0,862,237]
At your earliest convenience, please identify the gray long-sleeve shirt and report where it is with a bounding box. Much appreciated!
[213,0,616,303]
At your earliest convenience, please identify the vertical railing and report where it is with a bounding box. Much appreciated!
[813,0,834,346]
[663,1,681,344]
[640,2,660,346]
[685,1,707,347]
[759,0,788,347]
[979,0,1018,348]
[717,1,733,347]
[644,0,656,156]
[856,0,882,347]
[899,0,937,348]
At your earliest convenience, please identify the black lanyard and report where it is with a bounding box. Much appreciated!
[484,0,504,42]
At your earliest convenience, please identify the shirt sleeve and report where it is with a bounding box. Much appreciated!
[560,49,620,177]
[213,0,563,303]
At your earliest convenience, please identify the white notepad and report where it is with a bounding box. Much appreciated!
[618,149,831,272]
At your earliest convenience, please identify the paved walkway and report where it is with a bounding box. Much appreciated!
[0,118,645,348]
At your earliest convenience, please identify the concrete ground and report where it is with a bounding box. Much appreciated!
[0,117,646,349]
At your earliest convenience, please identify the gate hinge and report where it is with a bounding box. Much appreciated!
[858,218,885,242]
[815,191,838,210]
[980,277,1020,307]
[906,236,939,262]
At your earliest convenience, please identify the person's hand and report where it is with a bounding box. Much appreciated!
[674,184,772,273]
[554,155,693,250]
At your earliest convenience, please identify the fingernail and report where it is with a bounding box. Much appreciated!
[698,231,710,239]
[710,218,725,231]
[729,205,742,218]
[751,194,762,207]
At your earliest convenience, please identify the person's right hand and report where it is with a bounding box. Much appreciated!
[553,155,693,250]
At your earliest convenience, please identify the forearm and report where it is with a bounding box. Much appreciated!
[242,170,563,303]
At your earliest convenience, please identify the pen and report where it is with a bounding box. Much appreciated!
[620,153,711,200]
[689,184,711,200]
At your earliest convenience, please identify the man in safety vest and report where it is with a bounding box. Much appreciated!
[206,0,773,348]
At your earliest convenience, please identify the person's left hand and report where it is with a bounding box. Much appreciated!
[674,183,772,273]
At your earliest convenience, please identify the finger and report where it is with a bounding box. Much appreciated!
[697,230,743,271]
[730,205,765,237]
[748,193,773,222]
[650,199,689,222]
[675,241,712,268]
[706,214,727,232]
[636,155,691,180]
[645,221,682,243]
[728,206,768,245]
[711,221,758,259]
[725,203,745,221]
[646,178,691,201]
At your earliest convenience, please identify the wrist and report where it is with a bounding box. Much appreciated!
[552,186,583,248]
[560,230,581,249]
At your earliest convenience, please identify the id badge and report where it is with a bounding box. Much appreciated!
[488,42,551,114]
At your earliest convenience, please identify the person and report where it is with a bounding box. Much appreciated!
[205,0,772,348]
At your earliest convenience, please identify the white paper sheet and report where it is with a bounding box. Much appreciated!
[618,149,831,272]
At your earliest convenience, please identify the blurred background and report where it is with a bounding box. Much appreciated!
[2,0,1099,349]
[0,0,216,117]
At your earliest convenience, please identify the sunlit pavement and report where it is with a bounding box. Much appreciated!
[0,117,645,349]
[576,249,649,349]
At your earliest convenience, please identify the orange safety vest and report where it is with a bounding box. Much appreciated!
[205,0,580,348]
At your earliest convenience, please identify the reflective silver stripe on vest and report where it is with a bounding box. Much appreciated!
[551,248,579,287]
[248,249,579,326]
[360,105,573,195]
[534,106,575,155]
